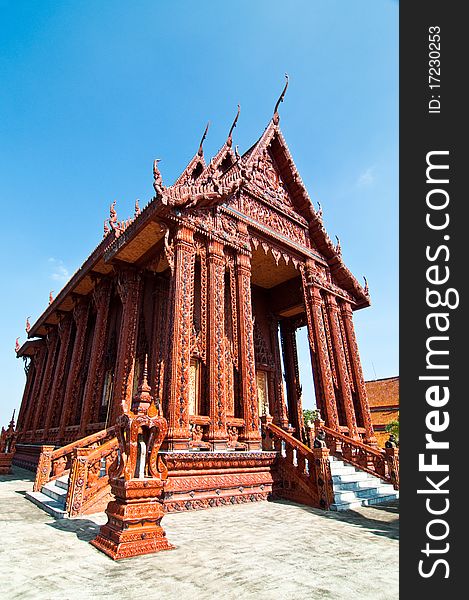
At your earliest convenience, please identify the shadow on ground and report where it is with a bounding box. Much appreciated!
[47,518,102,542]
[269,498,399,541]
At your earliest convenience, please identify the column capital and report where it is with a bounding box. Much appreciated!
[207,238,225,259]
[174,225,195,246]
[92,277,112,310]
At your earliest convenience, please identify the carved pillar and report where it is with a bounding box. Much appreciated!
[22,344,47,438]
[79,279,112,435]
[268,314,289,428]
[301,263,340,431]
[58,300,90,441]
[235,246,261,449]
[206,240,227,448]
[325,294,359,439]
[110,269,142,423]
[279,320,304,441]
[165,226,195,449]
[43,316,73,438]
[150,277,169,407]
[340,302,377,445]
[30,328,59,435]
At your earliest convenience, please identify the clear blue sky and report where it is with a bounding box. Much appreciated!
[0,0,398,424]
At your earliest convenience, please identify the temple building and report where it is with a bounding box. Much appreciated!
[13,87,397,515]
[365,376,399,447]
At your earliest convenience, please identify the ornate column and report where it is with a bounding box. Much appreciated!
[279,320,304,440]
[325,294,359,439]
[235,242,261,449]
[165,226,195,449]
[58,300,90,441]
[110,269,142,423]
[340,301,377,445]
[79,279,112,436]
[150,277,169,407]
[43,316,73,438]
[30,328,59,434]
[268,314,289,428]
[206,239,227,448]
[22,344,47,438]
[301,262,340,431]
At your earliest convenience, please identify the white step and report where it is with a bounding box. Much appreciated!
[334,484,397,503]
[42,480,68,503]
[25,491,67,519]
[330,492,399,511]
[55,476,69,491]
[328,455,399,511]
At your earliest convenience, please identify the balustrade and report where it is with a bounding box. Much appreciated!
[312,418,399,490]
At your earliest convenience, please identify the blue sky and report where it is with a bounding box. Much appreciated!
[0,0,398,424]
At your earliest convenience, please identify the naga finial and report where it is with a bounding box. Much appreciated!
[335,235,342,257]
[316,202,323,220]
[235,145,241,161]
[273,73,289,125]
[153,159,164,195]
[198,121,210,157]
[25,316,31,334]
[15,338,20,353]
[226,105,241,148]
[49,290,54,305]
[363,275,369,295]
[109,200,117,223]
[134,199,141,217]
[9,409,15,428]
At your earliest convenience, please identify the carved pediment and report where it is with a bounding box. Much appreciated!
[249,148,295,210]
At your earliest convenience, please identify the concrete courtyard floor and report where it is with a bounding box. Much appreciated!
[0,467,398,600]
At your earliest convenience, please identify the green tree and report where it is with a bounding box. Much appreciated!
[303,408,320,428]
[385,414,399,442]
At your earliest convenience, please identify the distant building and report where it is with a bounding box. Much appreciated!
[365,376,399,447]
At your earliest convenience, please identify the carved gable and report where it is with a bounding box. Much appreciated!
[249,148,295,210]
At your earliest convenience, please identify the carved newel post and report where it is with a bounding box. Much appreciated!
[0,411,18,475]
[91,358,174,560]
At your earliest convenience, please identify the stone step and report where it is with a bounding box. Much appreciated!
[333,485,397,503]
[332,470,372,483]
[25,491,68,519]
[330,492,399,512]
[42,480,68,503]
[329,464,359,476]
[55,476,69,491]
[333,478,389,492]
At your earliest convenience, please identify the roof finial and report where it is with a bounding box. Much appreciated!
[15,338,20,353]
[316,202,323,221]
[49,290,54,305]
[25,317,31,334]
[9,409,16,427]
[363,275,369,296]
[198,121,210,156]
[335,235,342,257]
[227,105,241,147]
[273,73,289,125]
[134,199,141,217]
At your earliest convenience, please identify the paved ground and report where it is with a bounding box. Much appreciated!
[0,467,398,600]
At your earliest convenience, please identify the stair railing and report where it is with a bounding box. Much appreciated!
[310,419,399,490]
[33,426,116,492]
[65,436,119,516]
[261,417,334,510]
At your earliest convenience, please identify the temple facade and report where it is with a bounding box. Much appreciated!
[14,96,384,512]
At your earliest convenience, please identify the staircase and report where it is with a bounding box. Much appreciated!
[26,475,69,519]
[329,456,399,511]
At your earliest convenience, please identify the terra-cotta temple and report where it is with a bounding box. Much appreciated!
[11,89,399,525]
